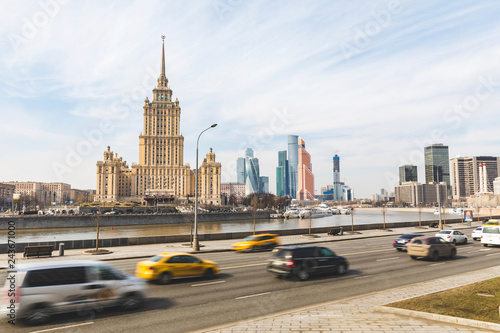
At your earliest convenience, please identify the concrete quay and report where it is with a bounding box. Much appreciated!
[3,221,499,332]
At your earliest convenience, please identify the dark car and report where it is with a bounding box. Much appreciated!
[393,233,425,251]
[267,245,349,281]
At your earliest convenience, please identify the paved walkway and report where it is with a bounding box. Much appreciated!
[4,221,499,332]
[194,264,500,333]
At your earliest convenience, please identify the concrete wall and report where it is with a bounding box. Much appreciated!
[0,212,271,230]
[0,218,469,254]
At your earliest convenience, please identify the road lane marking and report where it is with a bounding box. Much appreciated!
[224,263,267,270]
[192,280,226,287]
[479,249,492,251]
[344,248,395,256]
[31,322,94,333]
[235,292,271,300]
[376,257,399,262]
[429,263,445,266]
[354,275,373,280]
[486,252,500,257]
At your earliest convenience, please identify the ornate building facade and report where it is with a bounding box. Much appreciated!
[95,38,221,205]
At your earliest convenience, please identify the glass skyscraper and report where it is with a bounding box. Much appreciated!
[333,155,341,201]
[245,157,260,195]
[276,150,290,197]
[399,165,418,185]
[288,135,298,199]
[425,144,450,185]
[236,157,246,184]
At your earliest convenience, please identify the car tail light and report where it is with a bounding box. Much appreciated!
[447,235,451,238]
[4,287,21,303]
[148,266,156,272]
[285,260,295,268]
[393,240,396,243]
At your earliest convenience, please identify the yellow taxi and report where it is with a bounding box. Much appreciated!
[135,252,219,284]
[483,219,500,226]
[231,233,280,252]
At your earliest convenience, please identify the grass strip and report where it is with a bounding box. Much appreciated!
[387,277,500,324]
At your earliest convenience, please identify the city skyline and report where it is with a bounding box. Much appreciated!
[2,1,500,198]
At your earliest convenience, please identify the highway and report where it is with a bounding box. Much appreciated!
[2,231,500,332]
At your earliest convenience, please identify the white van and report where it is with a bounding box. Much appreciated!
[481,226,500,247]
[1,260,147,325]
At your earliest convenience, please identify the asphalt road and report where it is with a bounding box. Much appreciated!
[2,231,500,333]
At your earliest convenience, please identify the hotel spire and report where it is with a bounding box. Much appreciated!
[161,35,166,77]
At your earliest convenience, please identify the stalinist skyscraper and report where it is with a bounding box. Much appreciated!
[95,37,221,205]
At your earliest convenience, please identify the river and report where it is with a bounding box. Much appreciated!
[10,209,457,242]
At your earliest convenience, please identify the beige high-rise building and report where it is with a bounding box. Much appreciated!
[450,156,500,200]
[95,38,221,205]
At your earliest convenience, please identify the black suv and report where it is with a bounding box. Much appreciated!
[267,245,349,280]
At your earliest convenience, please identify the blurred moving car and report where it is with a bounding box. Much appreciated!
[481,226,500,247]
[471,227,483,241]
[435,230,468,244]
[393,233,425,251]
[231,233,280,252]
[135,253,219,284]
[267,245,349,280]
[0,260,147,325]
[482,220,500,227]
[407,236,457,261]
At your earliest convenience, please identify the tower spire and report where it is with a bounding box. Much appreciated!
[161,35,166,77]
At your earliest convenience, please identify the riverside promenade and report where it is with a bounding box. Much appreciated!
[2,222,499,332]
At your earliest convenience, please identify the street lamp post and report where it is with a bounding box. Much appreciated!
[436,160,448,231]
[193,124,217,251]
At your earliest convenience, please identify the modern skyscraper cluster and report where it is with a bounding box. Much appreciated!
[236,148,269,195]
[276,135,315,200]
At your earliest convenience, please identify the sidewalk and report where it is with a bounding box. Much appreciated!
[196,265,500,333]
[3,221,479,265]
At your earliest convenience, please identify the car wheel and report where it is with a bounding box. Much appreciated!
[449,248,457,259]
[463,238,467,245]
[431,251,439,261]
[24,304,52,325]
[336,263,347,275]
[396,248,403,252]
[410,255,417,260]
[121,293,143,310]
[297,269,309,281]
[483,244,489,247]
[452,239,456,245]
[203,268,214,279]
[158,272,172,285]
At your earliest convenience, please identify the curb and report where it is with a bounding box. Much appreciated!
[374,305,500,332]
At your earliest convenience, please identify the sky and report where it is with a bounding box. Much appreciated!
[1,0,500,199]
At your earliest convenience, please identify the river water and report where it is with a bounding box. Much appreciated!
[10,210,451,243]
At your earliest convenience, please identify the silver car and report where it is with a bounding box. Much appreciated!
[1,260,147,325]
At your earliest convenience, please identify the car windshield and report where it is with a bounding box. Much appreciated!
[474,227,482,231]
[437,231,451,234]
[400,234,416,239]
[483,227,500,234]
[149,255,165,262]
[243,236,259,242]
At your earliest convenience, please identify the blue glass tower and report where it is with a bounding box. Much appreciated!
[288,135,298,199]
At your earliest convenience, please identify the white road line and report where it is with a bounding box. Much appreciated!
[235,292,271,300]
[31,322,94,333]
[486,252,500,257]
[224,263,267,270]
[192,280,226,287]
[479,249,492,251]
[354,275,373,280]
[429,263,446,266]
[376,257,399,262]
